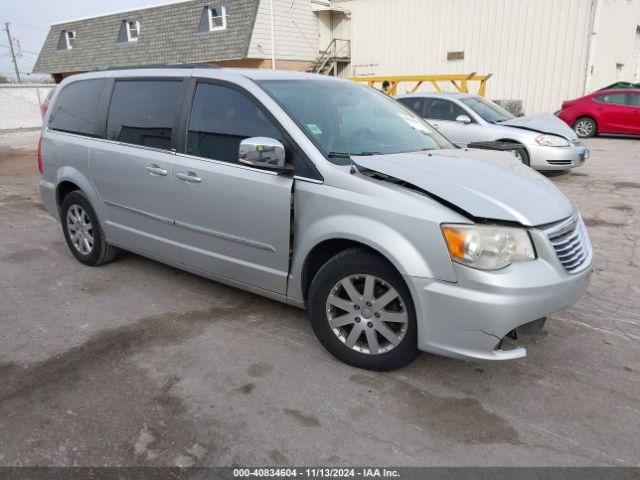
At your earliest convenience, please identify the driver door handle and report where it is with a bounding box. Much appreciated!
[176,171,202,183]
[145,164,168,176]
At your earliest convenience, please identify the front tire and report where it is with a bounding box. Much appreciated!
[499,141,529,166]
[61,191,119,266]
[308,248,418,371]
[573,117,597,138]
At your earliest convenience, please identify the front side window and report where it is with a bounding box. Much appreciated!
[459,96,514,123]
[257,79,452,164]
[629,93,640,107]
[208,6,227,31]
[425,98,468,121]
[49,79,106,136]
[106,80,183,150]
[595,93,626,105]
[187,83,281,163]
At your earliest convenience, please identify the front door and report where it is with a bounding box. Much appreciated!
[90,79,184,261]
[173,82,293,294]
[423,98,485,146]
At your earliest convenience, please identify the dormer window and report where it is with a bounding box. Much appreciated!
[57,30,76,50]
[208,6,227,31]
[126,21,140,41]
[65,31,76,49]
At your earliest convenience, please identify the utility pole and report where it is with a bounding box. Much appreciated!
[269,0,276,69]
[3,23,21,83]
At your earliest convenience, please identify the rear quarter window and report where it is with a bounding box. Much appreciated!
[48,79,106,136]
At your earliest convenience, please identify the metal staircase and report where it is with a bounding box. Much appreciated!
[308,38,351,76]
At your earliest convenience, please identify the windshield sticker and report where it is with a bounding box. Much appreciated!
[397,112,432,134]
[306,123,323,135]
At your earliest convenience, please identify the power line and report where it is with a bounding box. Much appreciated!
[0,43,39,56]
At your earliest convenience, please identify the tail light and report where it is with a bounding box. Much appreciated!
[37,137,43,174]
[40,97,50,118]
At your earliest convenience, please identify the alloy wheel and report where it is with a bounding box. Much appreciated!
[66,205,94,255]
[325,274,408,355]
[575,120,593,137]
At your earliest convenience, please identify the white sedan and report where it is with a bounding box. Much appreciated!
[396,92,589,171]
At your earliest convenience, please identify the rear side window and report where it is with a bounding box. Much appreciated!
[106,80,182,150]
[49,79,106,136]
[595,93,626,105]
[397,97,426,116]
[628,93,640,107]
[425,98,468,121]
[186,83,281,163]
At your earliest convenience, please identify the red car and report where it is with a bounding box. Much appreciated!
[557,89,640,138]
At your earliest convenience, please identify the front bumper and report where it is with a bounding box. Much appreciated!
[527,143,589,170]
[405,226,593,360]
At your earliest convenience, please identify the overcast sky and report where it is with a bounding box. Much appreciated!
[1,0,178,81]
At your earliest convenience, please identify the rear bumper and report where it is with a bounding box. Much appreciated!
[38,179,59,221]
[527,143,589,170]
[405,229,593,360]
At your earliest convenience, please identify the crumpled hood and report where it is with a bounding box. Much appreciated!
[354,149,575,226]
[499,113,578,140]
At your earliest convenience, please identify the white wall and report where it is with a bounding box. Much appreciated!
[343,0,599,114]
[248,0,320,61]
[586,0,640,90]
[0,85,53,131]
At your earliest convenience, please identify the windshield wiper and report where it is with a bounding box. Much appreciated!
[327,152,352,158]
[327,151,381,158]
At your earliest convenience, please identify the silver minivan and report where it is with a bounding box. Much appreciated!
[38,67,593,370]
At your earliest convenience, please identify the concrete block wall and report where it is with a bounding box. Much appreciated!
[0,85,54,132]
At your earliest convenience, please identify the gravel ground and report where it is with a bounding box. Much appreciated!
[0,130,638,467]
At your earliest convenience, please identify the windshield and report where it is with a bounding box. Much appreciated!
[257,79,453,164]
[460,96,515,123]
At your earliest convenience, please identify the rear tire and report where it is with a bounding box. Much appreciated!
[61,191,119,266]
[308,248,418,371]
[573,117,597,138]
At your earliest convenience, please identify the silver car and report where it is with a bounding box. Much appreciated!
[38,67,593,370]
[397,92,589,170]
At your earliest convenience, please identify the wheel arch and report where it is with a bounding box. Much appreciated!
[300,238,397,304]
[289,215,455,305]
[495,139,530,164]
[54,167,107,224]
[573,115,598,131]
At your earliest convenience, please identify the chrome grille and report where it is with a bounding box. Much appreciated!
[546,215,591,274]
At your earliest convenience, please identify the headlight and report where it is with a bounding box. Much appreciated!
[535,134,569,147]
[441,224,535,270]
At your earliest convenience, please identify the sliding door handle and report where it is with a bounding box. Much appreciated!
[176,171,202,183]
[145,164,168,176]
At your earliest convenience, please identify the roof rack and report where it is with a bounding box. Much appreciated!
[96,63,220,71]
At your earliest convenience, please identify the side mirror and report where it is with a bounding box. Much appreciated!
[239,137,288,171]
[456,114,472,124]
